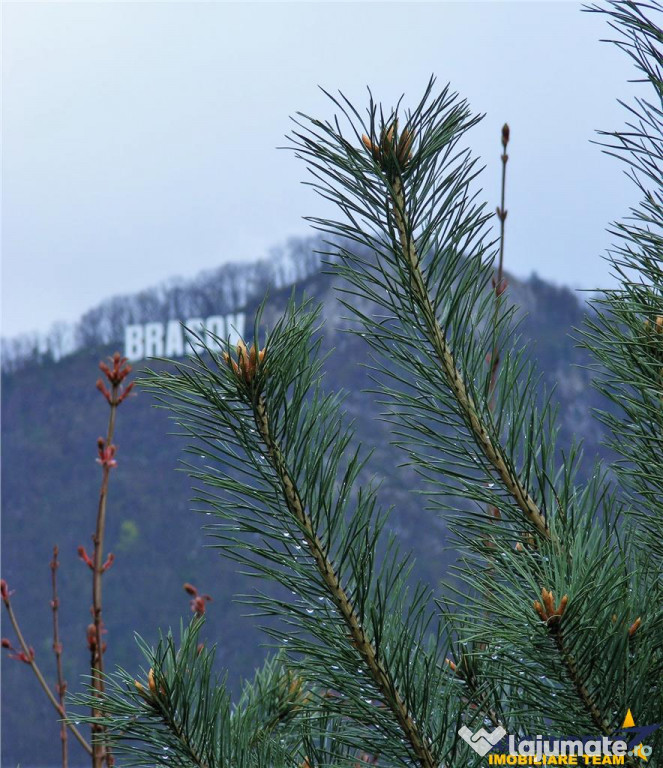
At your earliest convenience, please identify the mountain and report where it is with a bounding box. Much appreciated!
[1,240,611,766]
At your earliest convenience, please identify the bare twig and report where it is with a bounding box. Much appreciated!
[50,546,68,768]
[89,353,133,768]
[1,581,92,756]
[487,124,510,524]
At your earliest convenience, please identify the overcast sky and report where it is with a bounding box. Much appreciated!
[2,1,643,338]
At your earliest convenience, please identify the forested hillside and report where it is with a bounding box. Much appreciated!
[2,239,610,766]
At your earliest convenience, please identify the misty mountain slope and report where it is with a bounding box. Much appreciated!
[2,248,612,766]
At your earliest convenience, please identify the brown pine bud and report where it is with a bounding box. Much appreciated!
[134,679,148,698]
[535,589,568,624]
[396,128,414,165]
[542,588,555,618]
[224,341,266,385]
[361,134,381,163]
[361,134,374,153]
[236,340,248,370]
[628,617,641,637]
[148,668,157,696]
[557,595,569,617]
[502,123,510,148]
[533,600,546,621]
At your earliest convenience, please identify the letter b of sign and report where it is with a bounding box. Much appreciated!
[458,725,507,756]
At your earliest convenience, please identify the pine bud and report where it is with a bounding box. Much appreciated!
[134,679,148,698]
[533,600,546,621]
[542,588,555,618]
[361,134,375,153]
[361,122,414,172]
[557,595,569,616]
[534,589,568,623]
[224,341,266,385]
[148,668,157,696]
[383,120,396,149]
[396,128,414,165]
[628,617,641,637]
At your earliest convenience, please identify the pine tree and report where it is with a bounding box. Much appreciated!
[74,2,663,765]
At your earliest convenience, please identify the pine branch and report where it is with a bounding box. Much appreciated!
[388,171,553,545]
[253,392,437,768]
[581,0,663,565]
[72,620,318,768]
[141,303,455,765]
[288,83,573,557]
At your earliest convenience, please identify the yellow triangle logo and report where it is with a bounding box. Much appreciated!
[622,710,648,761]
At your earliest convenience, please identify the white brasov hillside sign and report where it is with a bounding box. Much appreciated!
[124,313,246,362]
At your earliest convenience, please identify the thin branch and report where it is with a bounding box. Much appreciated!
[489,122,510,409]
[91,353,133,768]
[90,388,117,768]
[50,545,68,768]
[2,590,92,756]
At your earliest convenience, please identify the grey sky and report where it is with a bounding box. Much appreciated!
[2,1,640,338]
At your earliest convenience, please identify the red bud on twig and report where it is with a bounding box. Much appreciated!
[9,647,35,664]
[1,579,14,605]
[78,546,95,570]
[96,379,112,404]
[96,444,117,469]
